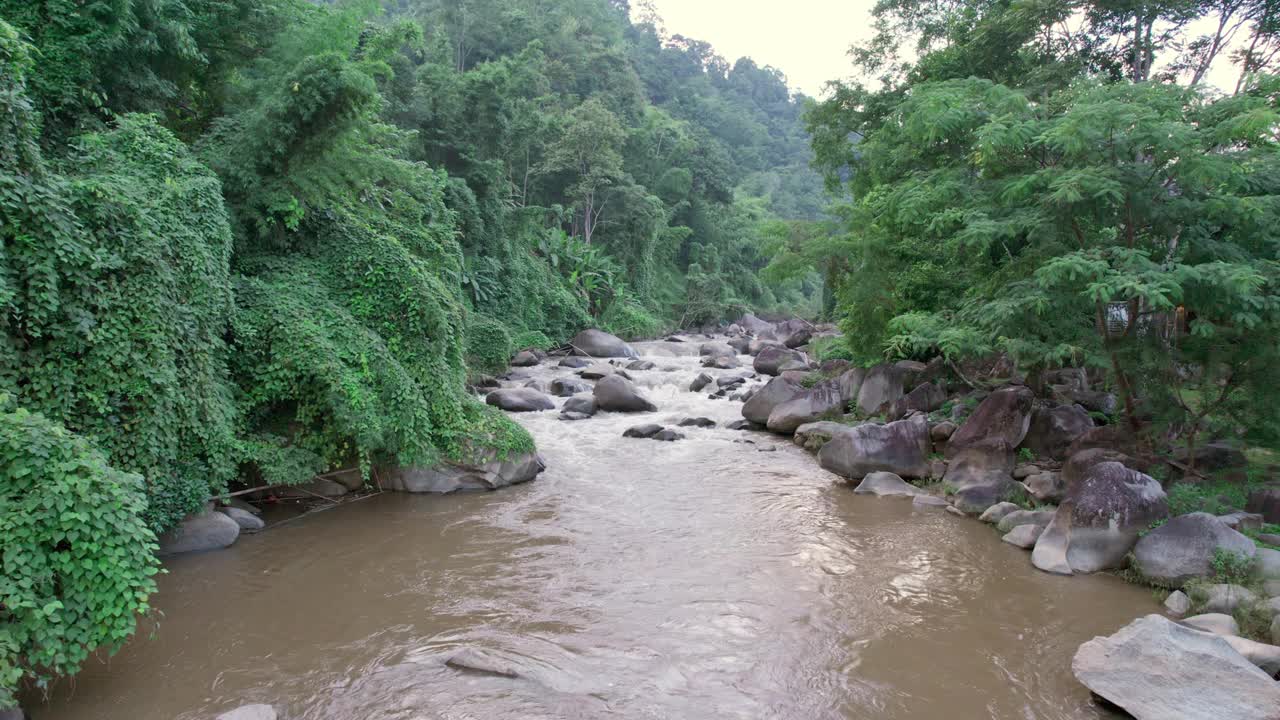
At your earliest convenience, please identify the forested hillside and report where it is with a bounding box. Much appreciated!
[0,0,822,702]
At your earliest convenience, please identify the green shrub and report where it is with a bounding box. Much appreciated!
[600,296,664,340]
[809,335,854,362]
[1165,481,1255,518]
[511,330,554,351]
[465,314,514,376]
[0,402,160,706]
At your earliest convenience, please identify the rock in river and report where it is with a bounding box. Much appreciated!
[157,510,240,556]
[1132,512,1257,588]
[486,388,555,412]
[1072,614,1280,720]
[1002,524,1043,549]
[384,452,545,494]
[594,375,657,413]
[549,377,592,397]
[216,705,277,720]
[753,345,808,376]
[852,472,925,497]
[562,394,597,416]
[947,385,1034,457]
[623,424,663,439]
[219,506,265,533]
[1021,403,1093,460]
[446,648,521,678]
[569,328,638,358]
[741,376,804,425]
[765,370,860,435]
[817,415,931,480]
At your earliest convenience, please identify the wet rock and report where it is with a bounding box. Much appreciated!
[996,508,1056,534]
[218,506,264,534]
[702,355,740,369]
[753,345,808,376]
[1197,584,1258,615]
[1013,464,1041,480]
[690,372,713,392]
[510,350,541,367]
[1022,403,1093,460]
[979,502,1021,524]
[852,471,926,497]
[1067,389,1117,415]
[1132,513,1256,588]
[1221,635,1280,675]
[929,421,957,442]
[1072,615,1280,720]
[945,505,967,517]
[766,374,856,435]
[569,328,637,358]
[560,411,591,421]
[699,341,737,358]
[446,648,521,678]
[727,336,752,354]
[943,437,1018,515]
[1182,613,1239,636]
[1023,471,1065,504]
[793,421,847,452]
[579,363,616,380]
[727,419,760,431]
[775,319,813,349]
[594,375,657,413]
[623,424,664,439]
[757,446,777,453]
[888,382,946,421]
[562,394,597,416]
[737,313,775,336]
[665,335,687,343]
[216,705,277,720]
[855,364,904,416]
[1218,512,1264,532]
[946,385,1035,458]
[817,415,931,480]
[1247,484,1280,523]
[717,374,748,388]
[157,510,241,556]
[678,417,716,428]
[277,477,349,499]
[913,495,950,509]
[1164,590,1191,617]
[626,360,657,371]
[558,356,591,369]
[550,377,591,397]
[1002,524,1043,549]
[741,376,805,425]
[1031,462,1168,575]
[384,452,545,494]
[485,387,555,412]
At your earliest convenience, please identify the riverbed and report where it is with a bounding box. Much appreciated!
[35,339,1155,719]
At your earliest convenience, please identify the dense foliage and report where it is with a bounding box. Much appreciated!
[783,0,1280,453]
[0,0,821,700]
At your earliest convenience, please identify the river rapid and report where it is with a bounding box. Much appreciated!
[35,338,1156,720]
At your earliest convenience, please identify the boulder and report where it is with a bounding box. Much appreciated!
[579,363,616,380]
[727,419,759,431]
[793,421,847,452]
[654,429,685,442]
[690,373,713,392]
[549,377,591,397]
[1071,615,1280,720]
[562,394,597,416]
[1067,389,1117,415]
[569,328,637,358]
[942,437,1018,515]
[737,313,775,336]
[560,411,590,422]
[216,706,277,720]
[747,337,782,356]
[852,472,926,497]
[623,424,664,439]
[1164,590,1191,617]
[946,385,1035,458]
[1173,441,1248,475]
[446,648,521,678]
[717,374,748,388]
[385,452,545,494]
[558,356,591,369]
[1247,484,1280,524]
[742,376,805,425]
[996,508,1056,534]
[979,502,1022,525]
[1023,472,1065,504]
[158,510,241,556]
[1221,635,1280,676]
[1031,462,1168,575]
[626,360,657,371]
[1260,547,1280,580]
[1197,584,1258,615]
[702,355,740,369]
[219,506,265,534]
[1065,425,1149,467]
[775,319,813,349]
[929,421,957,442]
[699,341,737,358]
[817,415,931,480]
[765,372,859,435]
[888,382,946,421]
[1021,403,1093,460]
[594,375,657,413]
[1182,613,1240,636]
[855,364,904,416]
[727,336,752,354]
[753,345,808,376]
[276,477,348,499]
[510,350,541,367]
[1002,524,1043,549]
[485,388,555,412]
[1218,512,1265,532]
[1132,513,1257,588]
[913,495,950,509]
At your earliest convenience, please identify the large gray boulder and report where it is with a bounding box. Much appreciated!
[996,508,1056,534]
[549,377,591,397]
[1072,614,1280,720]
[946,385,1035,458]
[1021,403,1093,460]
[384,452,545,493]
[855,364,904,416]
[1197,584,1259,615]
[765,370,862,435]
[219,506,265,533]
[562,394,597,416]
[1183,613,1238,636]
[216,706,277,720]
[742,376,804,425]
[593,375,657,412]
[1247,484,1280,524]
[1002,524,1044,549]
[774,318,813,349]
[699,341,737,358]
[1132,513,1257,588]
[817,415,931,480]
[1032,461,1168,575]
[485,388,555,412]
[793,421,849,452]
[1023,471,1065,504]
[852,472,926,497]
[569,328,637,358]
[943,437,1019,515]
[158,510,241,556]
[738,313,775,336]
[888,382,946,421]
[753,345,809,376]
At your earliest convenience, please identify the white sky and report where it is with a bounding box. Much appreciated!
[641,0,878,98]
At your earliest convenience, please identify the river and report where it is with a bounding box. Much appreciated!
[34,339,1155,720]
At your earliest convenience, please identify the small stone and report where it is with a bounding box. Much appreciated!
[690,373,713,392]
[1182,613,1239,636]
[757,446,777,452]
[1002,524,1044,549]
[978,502,1021,524]
[623,424,663,439]
[1163,590,1191,617]
[654,429,685,442]
[912,495,949,509]
[678,417,716,428]
[945,506,966,517]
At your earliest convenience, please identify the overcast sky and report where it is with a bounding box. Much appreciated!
[641,0,877,98]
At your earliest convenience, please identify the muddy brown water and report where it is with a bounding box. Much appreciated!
[32,339,1155,720]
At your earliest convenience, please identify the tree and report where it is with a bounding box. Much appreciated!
[541,97,627,244]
